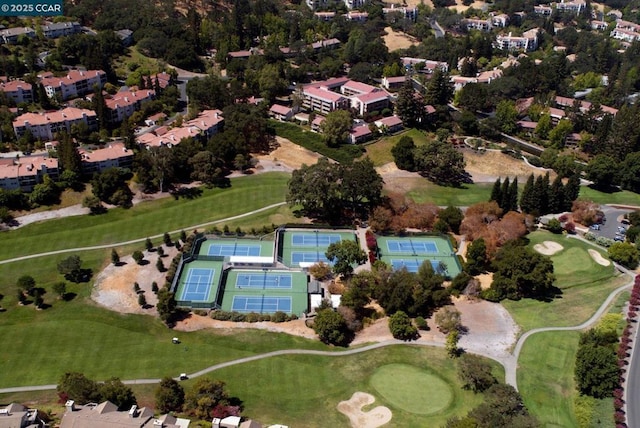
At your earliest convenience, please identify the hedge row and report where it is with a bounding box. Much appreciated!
[211,310,298,323]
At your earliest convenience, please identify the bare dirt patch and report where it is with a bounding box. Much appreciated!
[337,392,393,428]
[382,27,419,52]
[405,0,435,8]
[534,241,564,256]
[463,150,555,183]
[476,272,493,290]
[92,246,180,314]
[173,313,317,339]
[589,249,611,267]
[455,297,519,360]
[450,0,487,12]
[254,136,323,171]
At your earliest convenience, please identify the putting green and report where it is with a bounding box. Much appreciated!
[370,363,453,414]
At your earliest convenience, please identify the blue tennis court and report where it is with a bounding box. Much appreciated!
[235,272,292,289]
[291,251,330,265]
[181,268,214,301]
[291,233,342,247]
[208,244,261,256]
[231,295,292,313]
[386,240,438,254]
[391,259,440,273]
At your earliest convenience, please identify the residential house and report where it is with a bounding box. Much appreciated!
[495,28,540,51]
[0,79,33,104]
[382,75,407,90]
[0,155,59,191]
[212,416,262,428]
[344,11,368,21]
[144,112,167,126]
[0,402,44,427]
[382,5,418,21]
[0,27,35,44]
[13,108,98,140]
[269,104,294,121]
[138,126,201,148]
[40,21,81,39]
[183,109,224,138]
[451,69,502,91]
[463,18,492,32]
[39,69,107,100]
[548,107,566,124]
[517,120,538,135]
[374,115,403,133]
[311,115,325,132]
[115,29,134,46]
[148,72,173,90]
[534,5,553,15]
[554,0,586,14]
[351,91,390,116]
[400,57,449,73]
[340,80,378,97]
[491,13,510,27]
[59,400,189,428]
[591,20,608,31]
[311,38,341,51]
[79,142,134,175]
[314,11,336,20]
[104,89,156,123]
[349,124,373,144]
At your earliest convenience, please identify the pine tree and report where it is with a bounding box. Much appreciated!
[145,238,153,251]
[396,79,424,128]
[500,177,511,212]
[111,249,120,265]
[532,175,546,215]
[425,68,453,107]
[549,176,565,214]
[490,178,502,204]
[57,131,82,174]
[520,174,535,213]
[564,174,581,208]
[508,177,519,212]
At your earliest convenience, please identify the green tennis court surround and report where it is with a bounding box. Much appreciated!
[376,235,462,278]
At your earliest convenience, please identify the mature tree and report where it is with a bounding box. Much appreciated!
[155,377,185,413]
[413,139,466,186]
[396,79,425,127]
[446,330,461,358]
[535,114,552,139]
[435,306,462,334]
[619,151,640,193]
[313,308,351,346]
[495,100,518,134]
[91,167,133,207]
[575,329,619,398]
[458,354,497,392]
[57,131,82,175]
[548,119,573,148]
[519,174,536,214]
[391,136,416,171]
[157,288,178,325]
[185,378,230,419]
[57,372,100,404]
[83,195,106,215]
[326,240,366,277]
[586,154,619,190]
[469,384,538,428]
[341,272,375,315]
[189,151,226,187]
[17,275,35,295]
[145,238,153,251]
[99,378,137,410]
[608,242,640,269]
[320,110,352,147]
[57,255,86,282]
[456,83,489,112]
[29,175,60,206]
[438,206,464,234]
[132,250,144,265]
[186,75,230,110]
[388,310,418,340]
[287,158,383,223]
[425,68,453,107]
[52,282,67,299]
[465,237,488,275]
[487,241,555,301]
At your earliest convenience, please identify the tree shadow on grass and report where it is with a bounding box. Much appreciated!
[62,292,77,302]
[171,187,203,200]
[587,184,622,194]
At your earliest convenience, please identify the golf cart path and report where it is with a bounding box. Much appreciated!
[0,202,286,264]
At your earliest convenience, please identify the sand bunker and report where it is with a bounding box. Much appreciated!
[534,241,564,256]
[589,249,611,266]
[337,392,392,428]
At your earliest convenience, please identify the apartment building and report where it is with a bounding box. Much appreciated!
[39,69,107,100]
[495,28,540,51]
[79,142,134,175]
[40,21,81,38]
[611,19,640,42]
[104,89,156,123]
[463,18,492,32]
[0,155,59,191]
[13,107,98,140]
[0,27,35,44]
[0,79,33,104]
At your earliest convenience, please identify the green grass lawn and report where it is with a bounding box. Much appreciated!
[208,346,502,427]
[502,232,624,331]
[579,186,640,206]
[363,129,430,167]
[518,331,580,427]
[405,181,494,206]
[0,173,289,261]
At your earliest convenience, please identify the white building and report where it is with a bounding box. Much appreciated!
[39,69,107,100]
[13,107,98,140]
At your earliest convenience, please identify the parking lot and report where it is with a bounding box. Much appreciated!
[588,207,633,241]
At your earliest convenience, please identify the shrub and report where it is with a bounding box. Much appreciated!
[415,316,429,330]
[388,311,418,341]
[365,230,378,251]
[245,312,261,323]
[211,311,233,321]
[546,218,563,234]
[260,314,272,321]
[272,311,288,323]
[230,311,245,322]
[132,251,144,265]
[564,222,576,234]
